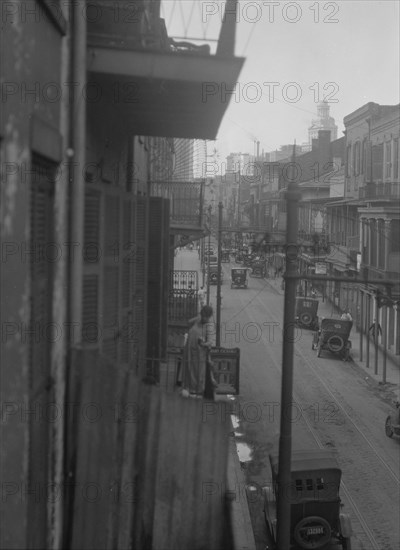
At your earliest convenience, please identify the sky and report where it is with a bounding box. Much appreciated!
[162,0,400,166]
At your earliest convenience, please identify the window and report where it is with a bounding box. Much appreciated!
[372,143,384,181]
[391,220,400,253]
[353,141,360,176]
[370,219,377,267]
[385,141,392,179]
[346,144,352,177]
[394,138,399,180]
[306,479,313,491]
[361,138,367,175]
[378,219,385,269]
[295,480,303,492]
[316,477,324,490]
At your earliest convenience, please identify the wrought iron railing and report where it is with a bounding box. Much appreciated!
[359,181,400,200]
[168,270,198,324]
[150,180,204,227]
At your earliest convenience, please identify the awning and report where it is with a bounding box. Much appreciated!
[87,47,244,139]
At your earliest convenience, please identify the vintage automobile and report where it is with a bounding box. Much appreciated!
[221,250,231,263]
[242,254,254,267]
[295,298,319,330]
[231,267,248,289]
[385,400,400,438]
[249,259,265,278]
[312,318,352,361]
[208,265,223,285]
[263,449,353,550]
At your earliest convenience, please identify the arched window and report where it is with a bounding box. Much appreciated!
[361,139,367,175]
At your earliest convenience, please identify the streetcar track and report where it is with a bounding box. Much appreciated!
[224,276,397,550]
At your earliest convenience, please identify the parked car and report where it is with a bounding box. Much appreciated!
[312,318,352,361]
[295,298,319,330]
[263,449,353,549]
[249,259,265,278]
[385,400,400,438]
[231,268,248,289]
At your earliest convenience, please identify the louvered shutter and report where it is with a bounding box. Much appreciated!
[146,197,170,375]
[28,156,54,548]
[372,143,384,181]
[160,198,170,358]
[120,197,132,364]
[132,196,148,377]
[82,186,101,345]
[102,192,121,361]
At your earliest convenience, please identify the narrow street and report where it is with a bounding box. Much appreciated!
[203,253,400,550]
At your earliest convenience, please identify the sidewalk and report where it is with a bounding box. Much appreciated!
[264,275,400,397]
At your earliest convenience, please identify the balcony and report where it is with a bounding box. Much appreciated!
[359,181,400,200]
[86,0,244,139]
[149,180,204,233]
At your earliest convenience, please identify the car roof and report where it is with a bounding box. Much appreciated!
[269,449,341,476]
[320,318,352,329]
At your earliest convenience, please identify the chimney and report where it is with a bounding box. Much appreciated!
[318,130,331,167]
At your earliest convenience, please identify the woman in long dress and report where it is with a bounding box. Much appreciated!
[182,306,215,397]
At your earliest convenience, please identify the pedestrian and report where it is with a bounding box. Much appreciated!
[369,319,382,341]
[341,311,353,322]
[198,286,206,308]
[181,305,216,399]
[311,288,317,299]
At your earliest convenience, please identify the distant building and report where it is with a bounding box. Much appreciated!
[306,100,338,150]
[226,152,254,174]
[268,144,302,162]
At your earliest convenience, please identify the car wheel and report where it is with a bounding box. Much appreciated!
[342,537,352,550]
[300,312,312,326]
[385,416,394,438]
[327,335,344,353]
[293,516,331,549]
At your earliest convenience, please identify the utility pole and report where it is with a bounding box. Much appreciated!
[276,146,300,550]
[216,202,223,346]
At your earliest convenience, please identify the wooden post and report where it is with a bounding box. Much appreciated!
[276,148,300,550]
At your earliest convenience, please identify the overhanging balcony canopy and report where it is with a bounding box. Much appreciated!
[86,0,244,140]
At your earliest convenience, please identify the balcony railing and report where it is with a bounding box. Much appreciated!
[150,180,204,228]
[168,270,198,324]
[359,181,400,200]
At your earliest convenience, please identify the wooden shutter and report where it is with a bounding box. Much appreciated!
[82,187,101,344]
[132,196,148,377]
[146,197,170,375]
[28,155,55,548]
[102,192,121,361]
[372,143,384,181]
[120,197,132,364]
